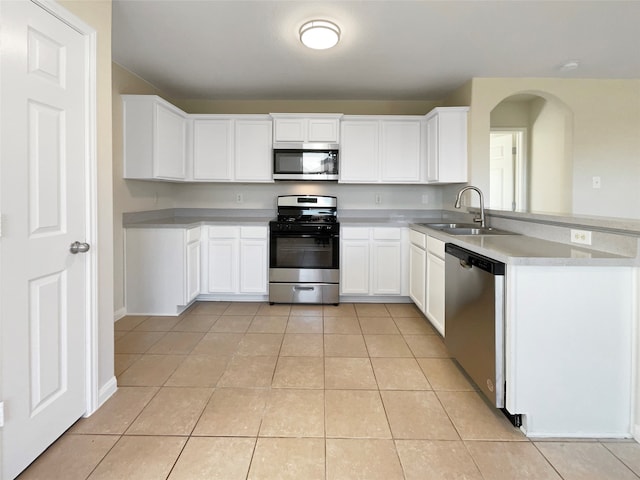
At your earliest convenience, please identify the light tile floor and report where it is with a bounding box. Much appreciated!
[18,302,640,479]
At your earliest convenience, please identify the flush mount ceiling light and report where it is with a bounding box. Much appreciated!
[299,20,340,50]
[559,60,580,72]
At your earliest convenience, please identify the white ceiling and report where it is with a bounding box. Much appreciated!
[112,0,640,101]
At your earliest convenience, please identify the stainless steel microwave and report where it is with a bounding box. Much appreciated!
[273,143,339,181]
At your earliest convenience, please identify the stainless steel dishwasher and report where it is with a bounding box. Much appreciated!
[444,243,506,408]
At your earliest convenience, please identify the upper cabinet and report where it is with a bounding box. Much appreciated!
[123,95,188,181]
[234,119,273,182]
[191,115,273,182]
[340,116,423,183]
[192,117,233,181]
[425,107,469,183]
[121,96,468,185]
[123,94,273,183]
[271,114,342,143]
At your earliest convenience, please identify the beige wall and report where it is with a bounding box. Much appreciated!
[465,78,640,219]
[529,97,572,213]
[58,0,114,400]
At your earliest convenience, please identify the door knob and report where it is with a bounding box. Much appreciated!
[69,241,90,254]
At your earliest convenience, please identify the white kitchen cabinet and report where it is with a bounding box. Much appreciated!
[339,120,379,183]
[425,106,469,183]
[408,230,427,311]
[205,226,268,296]
[123,95,188,181]
[340,227,371,294]
[234,119,273,182]
[340,116,423,183]
[380,119,422,182]
[271,113,341,143]
[125,226,201,315]
[425,236,445,336]
[408,228,445,335]
[340,226,406,297]
[191,116,272,182]
[505,265,633,437]
[192,117,234,181]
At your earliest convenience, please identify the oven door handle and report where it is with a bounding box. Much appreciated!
[271,233,339,239]
[293,286,315,291]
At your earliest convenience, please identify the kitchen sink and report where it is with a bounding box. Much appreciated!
[417,223,517,236]
[440,226,517,235]
[416,222,478,229]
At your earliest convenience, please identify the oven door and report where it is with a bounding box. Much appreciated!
[269,231,339,282]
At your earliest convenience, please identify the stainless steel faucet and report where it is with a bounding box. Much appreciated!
[454,186,486,228]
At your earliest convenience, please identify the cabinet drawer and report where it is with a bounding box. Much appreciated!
[341,227,370,240]
[207,226,238,239]
[426,236,445,258]
[187,227,201,243]
[373,227,401,240]
[240,226,267,239]
[409,229,427,249]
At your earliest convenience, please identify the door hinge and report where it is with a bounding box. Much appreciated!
[512,146,517,155]
[0,401,4,427]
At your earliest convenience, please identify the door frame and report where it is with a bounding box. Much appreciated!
[29,0,100,415]
[490,128,528,212]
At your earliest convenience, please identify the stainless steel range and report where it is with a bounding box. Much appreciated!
[269,195,339,304]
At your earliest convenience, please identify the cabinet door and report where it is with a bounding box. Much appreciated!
[340,240,370,294]
[235,120,273,182]
[340,121,379,182]
[372,241,402,294]
[239,239,268,293]
[154,102,187,180]
[426,114,439,182]
[307,118,340,142]
[409,243,426,312]
[425,108,468,183]
[426,252,445,336]
[186,240,201,302]
[273,118,305,142]
[380,120,422,182]
[207,238,237,293]
[192,119,233,180]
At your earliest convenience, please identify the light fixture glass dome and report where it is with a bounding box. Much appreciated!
[299,20,340,50]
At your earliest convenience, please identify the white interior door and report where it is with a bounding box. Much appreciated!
[489,132,515,210]
[1,1,91,478]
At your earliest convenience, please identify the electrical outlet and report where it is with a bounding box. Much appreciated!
[235,193,243,203]
[592,176,601,189]
[421,194,429,204]
[375,193,382,205]
[570,229,592,245]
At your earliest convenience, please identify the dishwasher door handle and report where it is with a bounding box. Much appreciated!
[459,259,472,269]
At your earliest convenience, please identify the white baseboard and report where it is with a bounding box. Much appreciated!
[113,307,126,322]
[97,376,117,409]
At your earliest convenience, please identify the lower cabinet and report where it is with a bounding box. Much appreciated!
[409,228,445,336]
[425,236,445,336]
[408,230,427,311]
[125,226,201,315]
[204,226,268,296]
[340,226,407,297]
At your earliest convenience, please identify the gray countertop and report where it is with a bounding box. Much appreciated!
[409,223,637,266]
[122,208,637,266]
